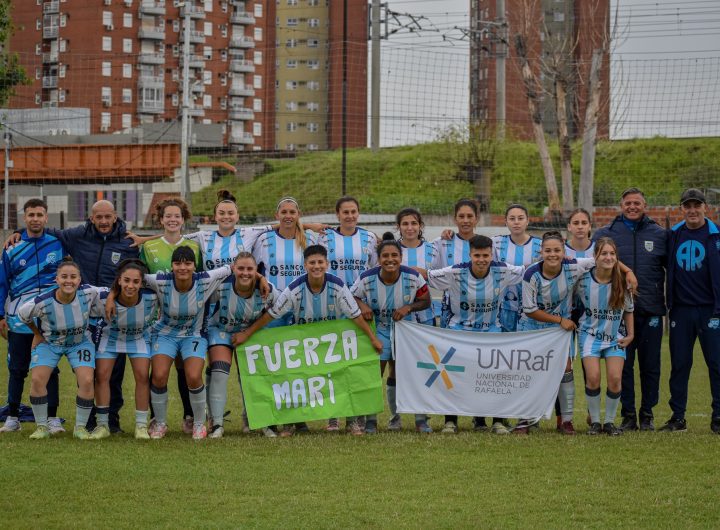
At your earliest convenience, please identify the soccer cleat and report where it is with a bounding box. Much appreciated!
[491,421,510,435]
[90,425,111,440]
[47,417,65,434]
[182,416,194,435]
[415,421,433,434]
[349,421,365,436]
[387,414,402,432]
[149,422,168,439]
[513,424,530,435]
[364,419,378,435]
[209,425,224,439]
[134,424,150,440]
[295,422,310,434]
[603,423,623,436]
[279,425,295,438]
[473,417,488,432]
[711,418,720,434]
[639,415,655,432]
[326,418,340,432]
[0,416,21,433]
[73,426,93,440]
[262,427,277,438]
[659,417,687,432]
[558,421,576,435]
[620,416,638,432]
[441,421,458,434]
[29,425,50,439]
[192,423,207,440]
[587,422,603,435]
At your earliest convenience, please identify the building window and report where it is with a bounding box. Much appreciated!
[59,65,66,78]
[307,39,318,48]
[102,11,113,26]
[287,0,298,5]
[307,59,319,70]
[553,11,565,22]
[204,0,213,12]
[253,122,262,136]
[220,49,227,61]
[308,102,319,112]
[123,38,132,53]
[203,46,212,60]
[203,94,212,108]
[220,24,228,38]
[286,101,297,111]
[308,122,319,132]
[123,64,132,78]
[254,27,263,41]
[123,13,133,28]
[286,59,297,69]
[220,73,227,86]
[253,98,262,112]
[253,75,262,88]
[221,1,228,13]
[101,112,111,128]
[308,18,320,28]
[286,80,297,90]
[287,18,298,27]
[308,81,320,90]
[102,36,112,51]
[254,3,263,17]
[122,88,132,103]
[286,39,296,48]
[204,22,213,36]
[203,70,212,85]
[254,51,262,64]
[102,62,112,76]
[287,122,296,132]
[101,86,112,103]
[122,114,132,129]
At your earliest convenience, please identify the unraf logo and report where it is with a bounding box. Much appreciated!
[417,344,465,390]
[676,240,705,271]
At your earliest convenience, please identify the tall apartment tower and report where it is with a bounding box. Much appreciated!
[469,0,610,140]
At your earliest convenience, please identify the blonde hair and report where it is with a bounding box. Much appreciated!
[277,197,307,250]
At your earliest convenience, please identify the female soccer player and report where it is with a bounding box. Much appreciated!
[576,238,634,435]
[19,258,100,440]
[351,233,431,434]
[206,252,278,439]
[92,259,157,440]
[565,208,594,259]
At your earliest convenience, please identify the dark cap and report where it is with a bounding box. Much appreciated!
[171,246,196,264]
[680,188,706,205]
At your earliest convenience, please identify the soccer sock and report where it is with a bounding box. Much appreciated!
[176,368,193,418]
[8,402,20,417]
[76,396,94,428]
[605,389,621,424]
[30,395,48,427]
[208,362,230,427]
[386,377,397,417]
[205,365,212,411]
[150,384,169,425]
[189,385,207,426]
[135,409,149,427]
[559,371,575,422]
[96,406,110,427]
[585,387,602,424]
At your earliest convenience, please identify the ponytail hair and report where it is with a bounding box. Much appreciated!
[377,231,402,256]
[214,189,237,215]
[541,230,564,246]
[111,259,148,298]
[57,256,81,274]
[594,237,627,310]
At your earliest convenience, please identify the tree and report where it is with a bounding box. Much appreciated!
[0,0,30,107]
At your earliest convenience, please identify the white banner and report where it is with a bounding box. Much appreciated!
[395,321,571,419]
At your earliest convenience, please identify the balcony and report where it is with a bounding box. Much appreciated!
[229,59,254,73]
[137,100,164,114]
[43,1,60,14]
[230,131,254,144]
[180,30,206,44]
[138,52,165,65]
[228,85,254,97]
[138,75,165,89]
[42,100,59,108]
[180,5,206,18]
[139,1,166,16]
[189,83,205,94]
[180,54,206,68]
[43,26,59,39]
[42,52,59,63]
[229,36,254,49]
[229,107,254,120]
[138,26,166,40]
[42,76,58,89]
[187,106,205,117]
[230,12,255,25]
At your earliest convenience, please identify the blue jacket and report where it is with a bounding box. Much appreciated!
[666,218,720,316]
[47,218,139,288]
[593,215,668,316]
[0,230,66,332]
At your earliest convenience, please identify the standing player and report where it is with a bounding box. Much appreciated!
[565,208,595,259]
[351,233,431,434]
[19,258,101,440]
[576,238,634,435]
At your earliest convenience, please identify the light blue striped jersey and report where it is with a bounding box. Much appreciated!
[433,234,472,268]
[492,234,542,314]
[565,241,595,259]
[428,262,524,332]
[269,273,360,324]
[576,268,634,355]
[318,227,378,286]
[92,288,158,354]
[145,266,232,337]
[519,258,595,330]
[351,265,428,331]
[18,284,100,347]
[186,226,271,271]
[209,278,278,332]
[400,240,441,323]
[252,229,319,291]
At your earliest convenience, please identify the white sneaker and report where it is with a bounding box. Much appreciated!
[209,425,224,439]
[48,417,66,434]
[262,427,277,438]
[0,416,21,432]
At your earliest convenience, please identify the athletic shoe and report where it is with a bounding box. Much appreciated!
[387,414,402,432]
[513,423,530,435]
[209,425,224,439]
[134,424,150,440]
[149,422,168,439]
[639,415,655,432]
[441,421,457,434]
[109,423,124,434]
[0,416,21,433]
[295,422,310,434]
[415,421,433,434]
[620,416,638,432]
[364,419,378,435]
[73,426,93,440]
[326,418,340,432]
[711,418,720,434]
[90,425,111,440]
[491,421,510,435]
[558,421,576,435]
[659,417,687,432]
[587,422,603,435]
[349,421,364,436]
[47,417,65,434]
[262,427,277,438]
[603,423,623,436]
[192,423,207,440]
[473,417,488,432]
[29,425,50,439]
[182,416,194,435]
[279,425,295,438]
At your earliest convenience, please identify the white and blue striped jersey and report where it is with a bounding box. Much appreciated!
[401,240,442,323]
[492,234,542,314]
[433,234,472,268]
[565,241,595,259]
[519,258,595,330]
[144,266,232,337]
[208,278,277,332]
[428,262,524,332]
[186,226,271,271]
[575,269,634,355]
[92,288,158,354]
[350,266,428,331]
[252,229,319,292]
[18,284,100,347]
[269,273,360,324]
[318,227,378,286]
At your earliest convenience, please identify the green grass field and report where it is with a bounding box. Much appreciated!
[1,338,719,529]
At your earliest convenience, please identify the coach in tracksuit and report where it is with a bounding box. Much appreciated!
[661,189,720,433]
[593,187,667,431]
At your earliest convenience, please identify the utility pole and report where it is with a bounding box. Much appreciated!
[180,2,192,209]
[496,0,506,139]
[3,127,11,230]
[370,0,381,152]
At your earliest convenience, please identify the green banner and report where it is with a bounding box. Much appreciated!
[237,319,384,429]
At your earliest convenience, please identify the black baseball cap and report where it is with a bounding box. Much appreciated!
[680,188,706,205]
[171,246,196,263]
